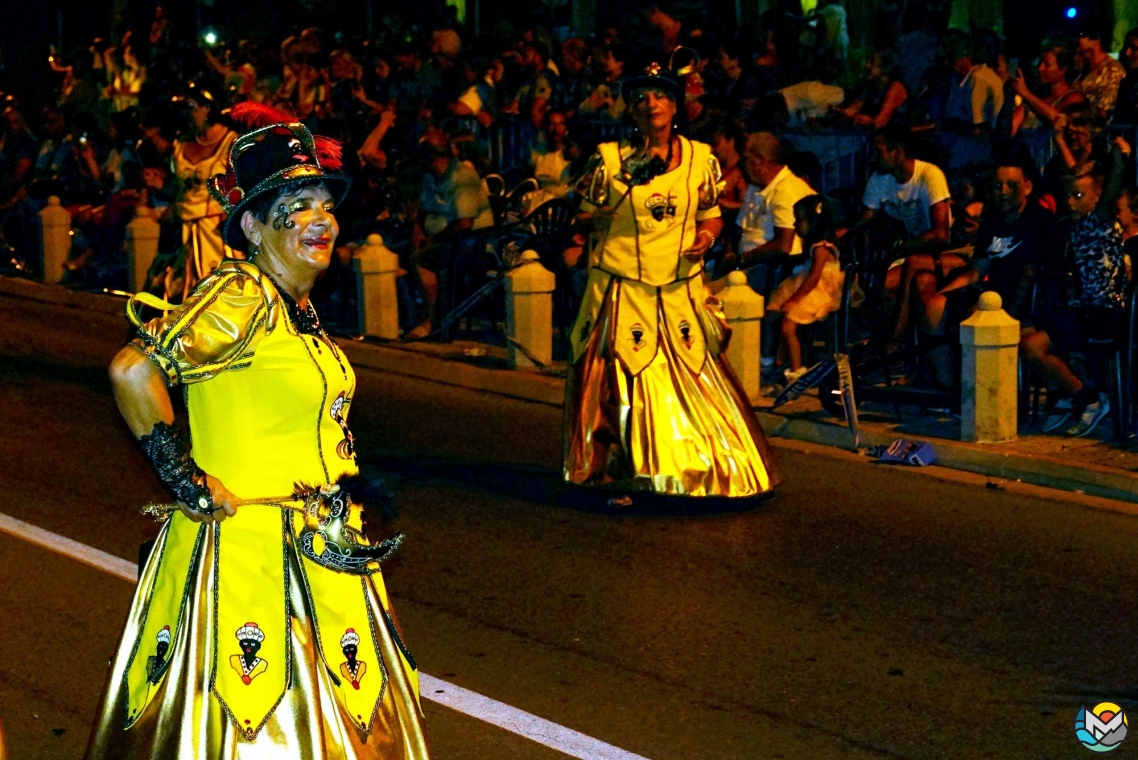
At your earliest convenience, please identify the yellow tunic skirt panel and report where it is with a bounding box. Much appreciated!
[564,140,779,498]
[92,261,428,758]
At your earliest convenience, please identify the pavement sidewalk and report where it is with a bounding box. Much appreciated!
[5,274,1138,504]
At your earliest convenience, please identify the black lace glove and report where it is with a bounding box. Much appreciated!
[137,421,216,515]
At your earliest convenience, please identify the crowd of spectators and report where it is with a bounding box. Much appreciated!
[3,2,1138,438]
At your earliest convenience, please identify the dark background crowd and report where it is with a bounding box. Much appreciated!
[2,0,1138,437]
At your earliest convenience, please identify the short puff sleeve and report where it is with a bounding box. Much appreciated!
[696,154,725,222]
[129,265,272,386]
[575,152,609,211]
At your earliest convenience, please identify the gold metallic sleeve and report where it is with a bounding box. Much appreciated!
[696,154,725,216]
[129,267,270,386]
[575,151,609,210]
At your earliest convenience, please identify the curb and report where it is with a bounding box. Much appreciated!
[776,418,1138,504]
[340,341,566,407]
[0,275,128,317]
[4,275,1138,505]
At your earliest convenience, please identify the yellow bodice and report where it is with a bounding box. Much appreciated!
[185,298,357,500]
[123,261,414,740]
[132,258,357,497]
[582,137,722,287]
[571,138,725,376]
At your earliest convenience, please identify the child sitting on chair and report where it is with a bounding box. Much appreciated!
[767,195,847,384]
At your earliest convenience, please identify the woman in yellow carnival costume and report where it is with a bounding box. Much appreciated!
[85,105,430,759]
[565,60,780,501]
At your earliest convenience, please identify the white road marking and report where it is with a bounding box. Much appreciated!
[0,512,138,581]
[420,674,651,760]
[0,511,652,760]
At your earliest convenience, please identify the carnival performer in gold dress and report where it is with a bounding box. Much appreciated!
[565,61,780,500]
[85,106,429,759]
[172,84,238,300]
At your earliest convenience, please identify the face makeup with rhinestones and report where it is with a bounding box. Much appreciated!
[243,183,339,274]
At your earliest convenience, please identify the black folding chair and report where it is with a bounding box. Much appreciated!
[485,174,507,226]
[433,198,577,339]
[523,198,576,264]
[834,216,908,355]
[820,217,956,418]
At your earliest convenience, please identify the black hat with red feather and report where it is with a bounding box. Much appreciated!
[208,102,351,250]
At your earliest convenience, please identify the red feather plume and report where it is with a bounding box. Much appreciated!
[226,101,296,132]
[314,135,343,172]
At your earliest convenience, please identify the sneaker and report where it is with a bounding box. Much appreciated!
[1040,398,1073,433]
[784,366,808,384]
[1065,393,1110,438]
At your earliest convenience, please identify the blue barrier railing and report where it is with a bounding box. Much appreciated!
[780,129,872,195]
[468,119,1138,196]
[475,117,874,194]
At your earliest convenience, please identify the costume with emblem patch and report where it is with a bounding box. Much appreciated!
[85,109,428,760]
[565,136,780,498]
[85,262,429,760]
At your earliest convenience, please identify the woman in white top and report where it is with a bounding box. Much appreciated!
[172,88,238,300]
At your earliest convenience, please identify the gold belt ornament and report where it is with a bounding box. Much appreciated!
[142,474,403,575]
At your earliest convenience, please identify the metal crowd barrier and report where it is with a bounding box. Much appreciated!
[468,120,1138,195]
[780,129,872,195]
[472,118,874,195]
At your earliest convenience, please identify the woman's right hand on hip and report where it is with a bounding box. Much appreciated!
[178,474,239,524]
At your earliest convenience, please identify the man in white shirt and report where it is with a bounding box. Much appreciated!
[726,131,814,378]
[861,138,952,241]
[861,125,959,345]
[736,131,815,266]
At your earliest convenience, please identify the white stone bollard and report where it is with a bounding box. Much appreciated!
[353,233,401,339]
[718,270,765,404]
[39,196,71,283]
[126,206,161,293]
[505,250,556,370]
[960,291,1020,443]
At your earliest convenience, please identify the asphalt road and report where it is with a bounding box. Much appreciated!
[1,295,1137,759]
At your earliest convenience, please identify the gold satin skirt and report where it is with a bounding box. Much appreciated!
[564,278,781,498]
[84,518,430,760]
